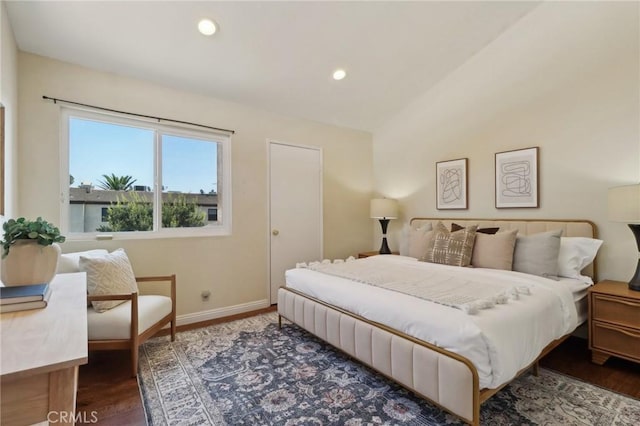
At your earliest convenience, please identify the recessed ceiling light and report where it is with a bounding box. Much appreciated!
[333,69,347,80]
[198,19,217,36]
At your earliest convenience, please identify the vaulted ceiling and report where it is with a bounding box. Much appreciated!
[5,1,540,131]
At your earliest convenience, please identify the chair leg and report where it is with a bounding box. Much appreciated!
[131,344,139,378]
[171,320,176,342]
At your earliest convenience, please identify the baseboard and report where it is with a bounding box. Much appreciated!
[176,299,271,326]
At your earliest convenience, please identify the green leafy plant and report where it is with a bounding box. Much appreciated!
[97,174,137,191]
[97,192,153,232]
[162,194,206,228]
[96,193,206,232]
[1,217,66,258]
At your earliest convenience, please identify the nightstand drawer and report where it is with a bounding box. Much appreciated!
[592,321,640,361]
[592,293,640,328]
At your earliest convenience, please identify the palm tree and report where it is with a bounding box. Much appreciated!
[97,174,137,191]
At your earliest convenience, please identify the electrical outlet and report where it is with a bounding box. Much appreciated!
[201,290,211,302]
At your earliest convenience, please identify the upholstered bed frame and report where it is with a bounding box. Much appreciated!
[277,218,597,425]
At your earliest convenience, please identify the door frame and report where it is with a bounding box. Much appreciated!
[267,139,323,304]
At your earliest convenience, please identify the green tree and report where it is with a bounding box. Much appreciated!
[97,174,137,191]
[97,192,152,232]
[162,194,206,228]
[96,193,205,232]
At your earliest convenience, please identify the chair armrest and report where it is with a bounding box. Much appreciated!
[135,275,176,304]
[87,293,135,302]
[135,275,175,284]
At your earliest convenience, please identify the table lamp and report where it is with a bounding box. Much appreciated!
[370,198,398,254]
[608,184,640,291]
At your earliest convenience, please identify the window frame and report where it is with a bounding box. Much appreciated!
[60,107,232,241]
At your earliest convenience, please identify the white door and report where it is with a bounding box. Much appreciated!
[269,141,322,304]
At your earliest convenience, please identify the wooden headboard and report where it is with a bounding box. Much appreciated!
[409,217,598,280]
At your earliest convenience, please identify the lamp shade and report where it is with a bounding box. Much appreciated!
[370,198,398,219]
[608,184,640,223]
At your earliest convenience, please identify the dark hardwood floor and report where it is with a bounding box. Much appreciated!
[539,335,640,399]
[77,316,640,425]
[77,350,146,426]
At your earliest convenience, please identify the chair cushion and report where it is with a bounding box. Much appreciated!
[57,249,109,273]
[81,249,139,312]
[87,295,172,340]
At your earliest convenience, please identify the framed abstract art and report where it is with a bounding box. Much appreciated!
[436,158,468,210]
[495,147,539,208]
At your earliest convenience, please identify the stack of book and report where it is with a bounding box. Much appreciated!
[0,283,52,313]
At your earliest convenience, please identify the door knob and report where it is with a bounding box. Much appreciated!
[272,229,279,236]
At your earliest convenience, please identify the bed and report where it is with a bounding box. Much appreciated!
[277,218,599,425]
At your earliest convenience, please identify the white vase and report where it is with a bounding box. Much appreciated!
[1,241,61,286]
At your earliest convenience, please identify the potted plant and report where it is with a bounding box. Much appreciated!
[1,217,66,286]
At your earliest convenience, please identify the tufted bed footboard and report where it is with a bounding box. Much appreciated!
[278,287,481,425]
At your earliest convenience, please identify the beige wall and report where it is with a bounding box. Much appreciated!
[18,53,373,318]
[1,0,18,220]
[373,1,639,281]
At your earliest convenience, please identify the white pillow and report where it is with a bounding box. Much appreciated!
[80,248,138,313]
[557,237,603,284]
[399,224,412,256]
[407,223,433,259]
[57,249,109,274]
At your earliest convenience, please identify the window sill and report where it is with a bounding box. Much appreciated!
[66,226,231,242]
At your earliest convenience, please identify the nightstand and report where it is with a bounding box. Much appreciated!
[589,280,640,365]
[357,251,399,258]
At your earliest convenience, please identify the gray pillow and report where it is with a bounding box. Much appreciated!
[512,229,563,278]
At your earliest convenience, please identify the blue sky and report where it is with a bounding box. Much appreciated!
[69,118,218,194]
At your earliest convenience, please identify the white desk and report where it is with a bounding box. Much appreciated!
[1,273,88,426]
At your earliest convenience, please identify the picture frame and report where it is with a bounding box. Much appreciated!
[436,158,468,210]
[0,104,4,216]
[495,147,539,208]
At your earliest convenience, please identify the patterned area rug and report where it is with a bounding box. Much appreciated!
[139,312,640,425]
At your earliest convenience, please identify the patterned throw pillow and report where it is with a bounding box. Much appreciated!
[422,222,477,267]
[80,248,139,313]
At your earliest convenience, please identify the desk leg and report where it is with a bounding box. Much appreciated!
[49,366,79,425]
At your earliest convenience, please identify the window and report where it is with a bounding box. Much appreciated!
[61,108,231,240]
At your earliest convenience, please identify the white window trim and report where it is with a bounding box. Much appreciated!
[60,107,232,241]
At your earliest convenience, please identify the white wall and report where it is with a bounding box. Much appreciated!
[373,1,639,281]
[18,53,373,319]
[0,0,18,220]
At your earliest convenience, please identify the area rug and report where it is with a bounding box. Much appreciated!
[139,312,640,425]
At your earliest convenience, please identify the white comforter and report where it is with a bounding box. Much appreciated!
[285,255,583,389]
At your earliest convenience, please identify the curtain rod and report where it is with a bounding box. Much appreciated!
[42,95,235,134]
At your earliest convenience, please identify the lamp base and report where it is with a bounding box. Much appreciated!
[379,237,391,255]
[377,219,391,255]
[628,224,640,292]
[629,259,640,291]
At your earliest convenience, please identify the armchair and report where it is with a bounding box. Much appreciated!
[57,250,176,377]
